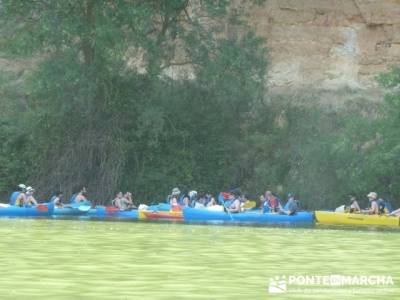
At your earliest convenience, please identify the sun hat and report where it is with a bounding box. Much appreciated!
[18,184,26,189]
[172,187,181,195]
[26,186,35,192]
[188,190,197,198]
[367,192,377,199]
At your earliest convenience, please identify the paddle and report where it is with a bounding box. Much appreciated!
[36,204,49,212]
[77,205,91,212]
[62,204,91,212]
[243,200,256,209]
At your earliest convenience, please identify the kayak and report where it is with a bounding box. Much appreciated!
[141,210,183,221]
[315,211,400,226]
[0,203,54,217]
[182,208,314,225]
[146,203,171,211]
[53,206,91,216]
[87,206,138,220]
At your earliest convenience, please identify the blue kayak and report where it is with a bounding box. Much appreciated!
[0,203,54,217]
[53,206,91,216]
[86,206,138,220]
[183,208,314,225]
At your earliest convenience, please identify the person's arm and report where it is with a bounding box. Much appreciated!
[55,197,62,207]
[372,202,379,214]
[228,200,240,212]
[389,208,400,216]
[31,196,38,205]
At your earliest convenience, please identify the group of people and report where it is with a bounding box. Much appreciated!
[165,187,299,215]
[112,192,136,210]
[259,191,299,215]
[8,185,91,208]
[8,184,138,211]
[346,192,399,216]
[9,184,38,207]
[167,188,218,209]
[51,187,91,208]
[7,183,400,216]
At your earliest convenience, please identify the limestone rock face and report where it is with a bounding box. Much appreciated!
[246,0,400,91]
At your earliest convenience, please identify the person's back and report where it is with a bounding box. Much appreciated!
[71,187,88,204]
[287,199,298,215]
[10,184,26,205]
[51,192,63,208]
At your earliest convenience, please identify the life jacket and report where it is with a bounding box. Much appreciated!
[9,191,20,205]
[218,192,232,206]
[268,196,278,209]
[14,193,26,207]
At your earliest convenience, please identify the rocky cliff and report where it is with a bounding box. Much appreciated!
[244,0,400,96]
[2,1,400,103]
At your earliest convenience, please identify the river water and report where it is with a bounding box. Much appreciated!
[0,219,398,299]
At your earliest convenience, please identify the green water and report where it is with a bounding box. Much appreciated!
[0,219,399,299]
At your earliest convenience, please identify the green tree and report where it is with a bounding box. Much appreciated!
[0,0,267,202]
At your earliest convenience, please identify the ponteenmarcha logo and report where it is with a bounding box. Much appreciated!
[268,276,287,294]
[268,274,394,294]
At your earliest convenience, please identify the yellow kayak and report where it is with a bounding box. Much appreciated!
[315,211,399,227]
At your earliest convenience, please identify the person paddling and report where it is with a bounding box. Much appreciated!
[10,184,26,205]
[281,193,298,215]
[349,196,361,213]
[167,187,181,206]
[227,191,241,213]
[112,192,124,209]
[70,187,89,205]
[265,191,279,213]
[124,192,136,210]
[25,186,38,206]
[15,186,28,207]
[362,192,379,215]
[51,191,64,208]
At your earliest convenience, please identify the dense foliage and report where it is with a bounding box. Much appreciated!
[0,1,399,209]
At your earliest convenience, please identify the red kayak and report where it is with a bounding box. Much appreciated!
[142,210,183,221]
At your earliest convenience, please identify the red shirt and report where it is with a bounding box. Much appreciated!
[268,196,278,208]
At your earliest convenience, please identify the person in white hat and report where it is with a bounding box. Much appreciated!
[363,192,379,214]
[168,187,181,205]
[25,187,38,206]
